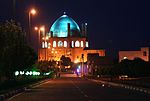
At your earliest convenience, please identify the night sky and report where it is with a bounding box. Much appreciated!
[0,0,150,58]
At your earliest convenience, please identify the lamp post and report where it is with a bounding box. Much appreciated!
[29,8,36,43]
[81,54,84,77]
[34,26,45,61]
[13,0,16,19]
[44,35,49,60]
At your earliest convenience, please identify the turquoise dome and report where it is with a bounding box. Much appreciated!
[50,14,81,37]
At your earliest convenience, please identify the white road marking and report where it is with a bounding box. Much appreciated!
[84,94,88,98]
[71,80,93,101]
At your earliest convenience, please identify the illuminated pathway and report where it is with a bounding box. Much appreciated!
[6,77,150,101]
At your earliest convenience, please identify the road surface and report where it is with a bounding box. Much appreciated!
[6,74,150,101]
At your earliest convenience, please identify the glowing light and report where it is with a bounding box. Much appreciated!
[74,59,79,63]
[42,42,45,48]
[45,42,48,48]
[29,71,32,75]
[33,71,37,75]
[37,72,40,75]
[77,68,80,73]
[25,71,30,75]
[55,51,57,53]
[34,26,38,30]
[64,41,67,47]
[123,57,127,59]
[43,72,51,75]
[53,41,56,47]
[20,71,24,75]
[40,27,45,31]
[15,71,19,76]
[102,84,105,87]
[81,41,84,47]
[119,75,128,79]
[86,41,89,47]
[30,9,36,15]
[33,71,40,76]
[71,41,74,47]
[58,41,63,47]
[75,41,80,47]
[45,36,49,40]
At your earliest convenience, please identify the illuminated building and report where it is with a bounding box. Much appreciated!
[39,13,105,63]
[119,47,149,62]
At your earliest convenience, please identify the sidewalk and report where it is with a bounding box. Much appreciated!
[87,77,150,94]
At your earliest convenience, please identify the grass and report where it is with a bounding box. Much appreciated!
[0,75,51,95]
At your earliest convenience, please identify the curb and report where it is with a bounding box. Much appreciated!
[0,79,50,101]
[0,88,25,101]
[88,79,150,94]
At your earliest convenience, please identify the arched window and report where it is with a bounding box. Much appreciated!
[48,43,51,48]
[64,41,67,47]
[45,42,48,48]
[75,41,80,47]
[53,41,56,47]
[42,42,45,48]
[81,41,84,47]
[86,41,89,47]
[71,41,74,47]
[58,41,63,47]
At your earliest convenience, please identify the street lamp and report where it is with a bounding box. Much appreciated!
[44,34,49,61]
[29,8,36,43]
[13,0,16,19]
[34,26,45,61]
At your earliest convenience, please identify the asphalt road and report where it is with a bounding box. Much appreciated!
[6,74,150,101]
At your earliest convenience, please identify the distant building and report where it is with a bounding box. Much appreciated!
[87,53,113,75]
[119,47,149,62]
[39,13,105,63]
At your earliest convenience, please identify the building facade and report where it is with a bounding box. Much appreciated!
[119,47,149,62]
[39,14,105,63]
[87,53,113,75]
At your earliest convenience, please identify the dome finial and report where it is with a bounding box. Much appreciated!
[63,12,66,15]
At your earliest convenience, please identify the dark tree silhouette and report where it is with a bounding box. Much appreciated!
[60,55,72,67]
[0,20,37,80]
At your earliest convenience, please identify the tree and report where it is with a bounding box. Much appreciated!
[60,55,72,67]
[37,61,49,72]
[37,60,56,73]
[112,58,150,77]
[0,20,37,79]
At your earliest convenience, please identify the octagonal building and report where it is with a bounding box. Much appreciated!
[39,14,105,63]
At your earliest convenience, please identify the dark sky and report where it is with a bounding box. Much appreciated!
[0,0,150,58]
